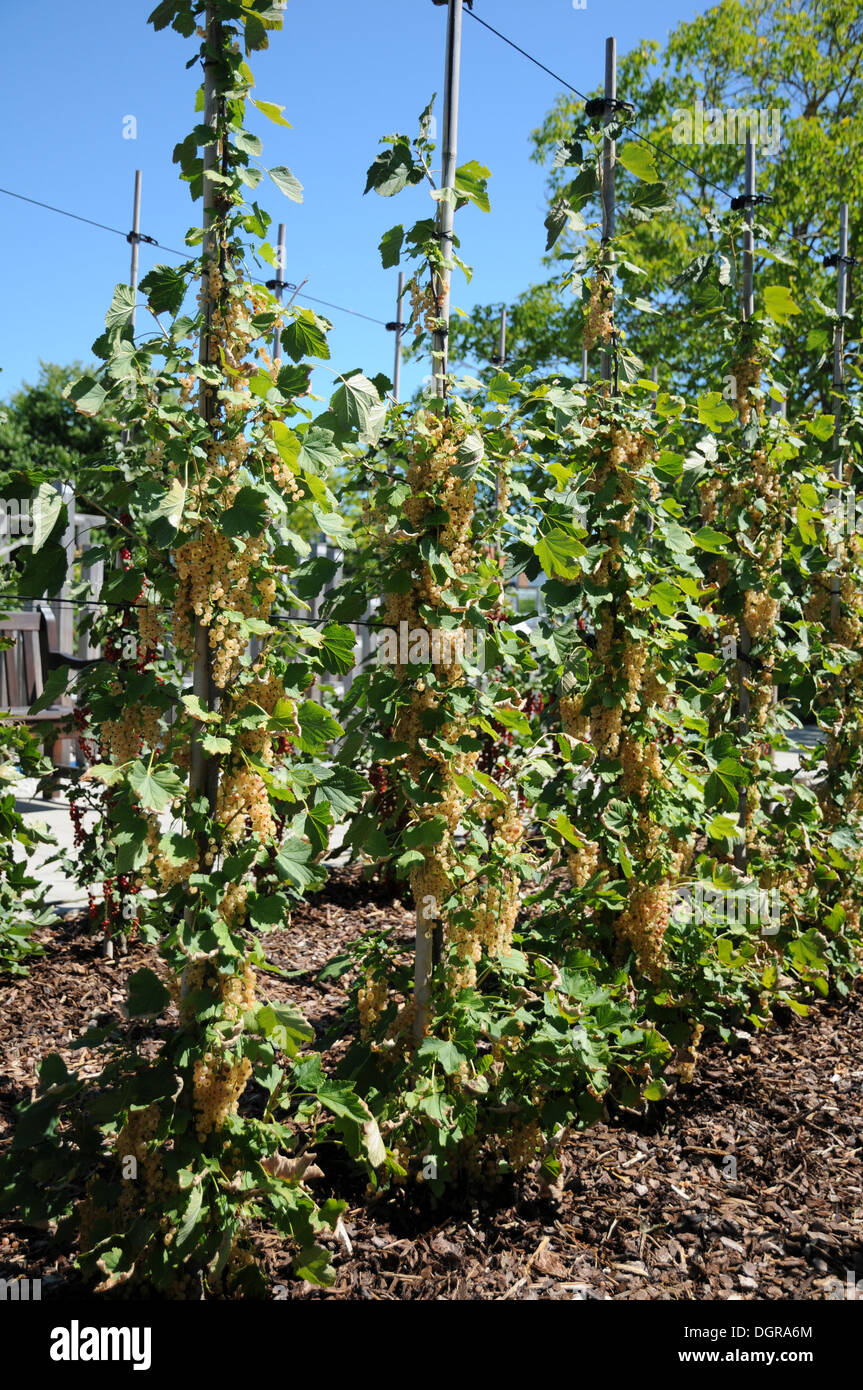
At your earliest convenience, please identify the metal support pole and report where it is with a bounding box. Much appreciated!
[830,203,849,630]
[120,171,143,452]
[189,3,220,816]
[431,0,463,400]
[129,170,142,335]
[742,139,755,323]
[497,305,507,365]
[105,169,144,957]
[393,271,405,402]
[600,36,616,385]
[581,346,588,384]
[273,222,286,362]
[646,364,658,544]
[416,0,464,1042]
[735,140,756,872]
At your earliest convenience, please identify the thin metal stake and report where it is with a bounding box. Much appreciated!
[120,171,142,453]
[431,0,463,401]
[393,271,405,403]
[189,2,221,818]
[416,0,465,1041]
[273,222,286,362]
[830,203,850,630]
[600,36,616,386]
[735,140,756,872]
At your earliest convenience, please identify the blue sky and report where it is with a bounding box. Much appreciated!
[0,0,710,405]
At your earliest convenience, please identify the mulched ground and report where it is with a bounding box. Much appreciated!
[1,867,861,1301]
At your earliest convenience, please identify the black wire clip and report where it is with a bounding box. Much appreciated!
[265,278,298,293]
[127,231,158,246]
[584,97,635,121]
[730,194,773,211]
[823,253,858,269]
[385,321,402,332]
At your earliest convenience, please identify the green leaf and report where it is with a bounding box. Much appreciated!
[233,130,263,158]
[618,143,659,181]
[27,664,71,717]
[535,528,585,578]
[144,478,186,533]
[139,264,187,317]
[248,892,291,930]
[319,623,356,675]
[181,694,219,723]
[805,415,835,442]
[763,285,801,326]
[707,812,739,840]
[379,224,404,269]
[454,160,491,212]
[403,816,447,849]
[331,373,385,445]
[157,831,197,867]
[66,374,106,417]
[105,282,136,330]
[127,762,184,811]
[692,525,730,554]
[297,423,343,474]
[296,701,342,753]
[364,141,419,197]
[221,485,269,537]
[256,1001,315,1056]
[201,733,231,755]
[269,165,303,202]
[31,484,64,554]
[697,392,736,431]
[316,1081,372,1124]
[553,812,579,845]
[18,541,67,597]
[174,1184,204,1255]
[311,505,353,546]
[416,1038,466,1075]
[642,1079,668,1101]
[127,968,170,1017]
[274,836,321,891]
[618,841,634,879]
[293,1244,336,1286]
[250,98,292,128]
[314,767,367,821]
[281,310,330,362]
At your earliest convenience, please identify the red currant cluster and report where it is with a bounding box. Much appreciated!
[69,796,87,850]
[368,761,397,819]
[485,605,504,629]
[477,722,514,777]
[100,876,121,934]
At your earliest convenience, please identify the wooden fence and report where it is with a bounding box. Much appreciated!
[1,491,545,717]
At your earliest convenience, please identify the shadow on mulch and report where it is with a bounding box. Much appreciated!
[1,866,862,1300]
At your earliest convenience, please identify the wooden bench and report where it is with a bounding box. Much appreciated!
[0,608,96,793]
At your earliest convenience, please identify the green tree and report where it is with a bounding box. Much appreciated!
[0,362,118,492]
[452,0,862,410]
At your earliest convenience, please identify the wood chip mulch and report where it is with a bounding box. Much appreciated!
[1,867,861,1300]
